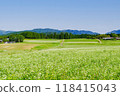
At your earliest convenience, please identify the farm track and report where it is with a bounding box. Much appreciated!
[97,39,102,44]
[60,39,64,46]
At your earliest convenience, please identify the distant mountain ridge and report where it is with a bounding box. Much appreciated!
[0,30,15,35]
[26,28,99,35]
[107,29,120,34]
[0,28,99,35]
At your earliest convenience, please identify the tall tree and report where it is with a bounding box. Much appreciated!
[64,32,69,39]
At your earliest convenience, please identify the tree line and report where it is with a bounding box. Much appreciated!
[0,31,120,43]
[20,31,98,39]
[20,31,120,39]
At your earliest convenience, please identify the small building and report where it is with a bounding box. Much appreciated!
[103,37,114,40]
[4,42,8,44]
[0,38,15,44]
[4,41,15,44]
[103,37,120,40]
[116,37,120,40]
[0,40,3,43]
[7,38,9,40]
[9,41,16,43]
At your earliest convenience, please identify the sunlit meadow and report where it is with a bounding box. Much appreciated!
[0,39,120,80]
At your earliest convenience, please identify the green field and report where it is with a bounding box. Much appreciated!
[0,39,120,80]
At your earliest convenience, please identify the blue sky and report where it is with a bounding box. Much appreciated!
[0,0,120,33]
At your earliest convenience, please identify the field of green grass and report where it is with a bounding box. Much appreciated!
[64,39,98,42]
[0,39,120,80]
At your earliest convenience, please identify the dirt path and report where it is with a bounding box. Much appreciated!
[60,39,64,46]
[97,39,102,44]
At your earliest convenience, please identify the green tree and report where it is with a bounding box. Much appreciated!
[54,32,57,39]
[111,33,118,38]
[2,38,9,42]
[96,34,110,39]
[64,32,69,39]
[69,33,73,39]
[9,34,24,42]
[60,32,64,39]
[9,35,16,41]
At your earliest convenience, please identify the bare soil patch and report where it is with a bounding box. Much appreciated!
[0,43,39,50]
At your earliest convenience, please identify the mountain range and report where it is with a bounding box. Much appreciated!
[0,28,99,35]
[106,29,120,34]
[0,30,15,35]
[0,28,120,35]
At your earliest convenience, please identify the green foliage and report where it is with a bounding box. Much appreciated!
[0,36,9,43]
[19,31,99,39]
[2,38,9,42]
[60,32,64,39]
[111,33,118,38]
[9,34,24,42]
[1,31,120,40]
[96,34,110,39]
[20,31,40,39]
[64,32,69,39]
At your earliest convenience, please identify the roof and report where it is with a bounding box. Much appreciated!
[103,37,114,39]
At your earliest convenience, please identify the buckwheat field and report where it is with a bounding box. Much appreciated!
[0,39,120,80]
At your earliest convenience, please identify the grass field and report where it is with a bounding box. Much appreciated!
[0,39,120,80]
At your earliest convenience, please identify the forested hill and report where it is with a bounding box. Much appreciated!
[0,28,99,35]
[26,28,99,35]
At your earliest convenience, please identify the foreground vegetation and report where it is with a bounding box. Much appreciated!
[0,39,120,80]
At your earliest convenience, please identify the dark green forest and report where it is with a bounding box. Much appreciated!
[17,31,120,39]
[20,31,98,39]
